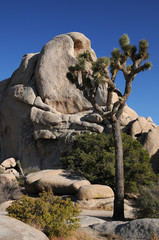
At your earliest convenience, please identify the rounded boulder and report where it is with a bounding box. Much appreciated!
[78,184,114,200]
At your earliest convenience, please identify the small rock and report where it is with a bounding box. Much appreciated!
[146,116,153,123]
[1,158,16,169]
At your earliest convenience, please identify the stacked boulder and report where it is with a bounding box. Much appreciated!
[0,157,19,177]
[24,169,114,207]
[124,116,159,172]
[0,32,159,173]
[0,32,106,170]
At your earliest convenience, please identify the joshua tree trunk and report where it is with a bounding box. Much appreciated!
[111,117,124,220]
[67,34,152,220]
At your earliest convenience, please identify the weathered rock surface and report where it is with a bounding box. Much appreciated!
[79,215,106,228]
[0,32,159,171]
[130,116,154,137]
[4,168,19,177]
[124,116,159,172]
[25,169,91,195]
[0,174,22,203]
[0,215,49,240]
[0,32,107,170]
[78,184,114,200]
[0,200,12,215]
[142,129,159,172]
[0,158,20,177]
[35,33,95,114]
[91,218,159,240]
[0,173,17,184]
[77,197,133,212]
[1,157,16,168]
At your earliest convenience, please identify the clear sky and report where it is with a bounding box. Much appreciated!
[1,0,159,124]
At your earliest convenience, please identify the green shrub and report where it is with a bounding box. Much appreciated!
[7,191,80,238]
[61,132,157,193]
[134,184,159,218]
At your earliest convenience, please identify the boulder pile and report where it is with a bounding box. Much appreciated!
[0,157,19,177]
[24,169,114,201]
[0,32,159,172]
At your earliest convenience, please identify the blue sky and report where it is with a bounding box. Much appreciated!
[1,0,159,124]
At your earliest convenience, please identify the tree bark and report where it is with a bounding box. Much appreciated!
[111,117,125,220]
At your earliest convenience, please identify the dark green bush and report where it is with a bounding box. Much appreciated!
[134,184,159,218]
[61,132,157,193]
[7,191,80,238]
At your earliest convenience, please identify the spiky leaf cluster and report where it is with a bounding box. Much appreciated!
[67,34,152,95]
[110,48,121,75]
[68,65,81,73]
[130,45,137,57]
[127,65,132,71]
[143,61,152,71]
[119,35,137,59]
[110,37,137,75]
[111,48,121,63]
[139,39,149,51]
[78,51,91,60]
[138,39,149,60]
[109,34,152,76]
[92,57,110,72]
[92,57,110,84]
[76,50,92,70]
[119,34,130,51]
[77,56,86,71]
[68,51,91,74]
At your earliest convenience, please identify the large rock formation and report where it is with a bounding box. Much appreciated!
[0,32,159,171]
[0,32,105,170]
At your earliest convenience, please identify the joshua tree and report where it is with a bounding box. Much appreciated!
[67,34,152,220]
